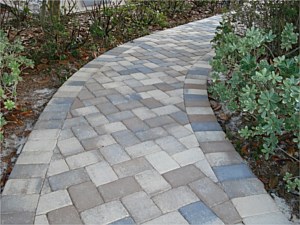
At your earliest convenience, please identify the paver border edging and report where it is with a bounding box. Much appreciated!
[183,51,292,224]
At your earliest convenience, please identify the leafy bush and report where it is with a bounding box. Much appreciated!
[209,20,300,159]
[0,30,34,140]
[227,0,299,56]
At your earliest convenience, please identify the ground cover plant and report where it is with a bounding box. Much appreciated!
[0,0,226,190]
[209,0,299,219]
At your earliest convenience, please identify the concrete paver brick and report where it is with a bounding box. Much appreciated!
[163,124,191,138]
[57,137,84,156]
[81,201,129,225]
[1,194,39,213]
[113,157,153,178]
[2,178,43,195]
[1,212,35,224]
[101,144,130,165]
[211,201,242,224]
[199,141,235,153]
[231,194,279,218]
[66,150,102,169]
[243,212,291,225]
[213,163,256,182]
[71,106,99,116]
[189,177,229,207]
[85,113,109,127]
[48,168,90,191]
[123,117,149,133]
[206,151,243,167]
[86,161,118,186]
[172,148,205,166]
[34,215,49,225]
[155,136,186,155]
[72,125,98,140]
[122,191,161,223]
[112,130,140,147]
[47,206,83,224]
[163,165,204,188]
[146,151,180,174]
[135,170,171,196]
[221,178,266,199]
[136,127,168,142]
[47,159,70,177]
[82,135,116,150]
[36,190,72,215]
[16,151,52,165]
[126,141,161,158]
[22,139,57,152]
[9,164,48,179]
[179,135,199,148]
[68,181,104,212]
[98,177,141,202]
[153,186,199,213]
[28,129,60,140]
[132,107,157,120]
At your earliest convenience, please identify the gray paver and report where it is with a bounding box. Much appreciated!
[153,186,199,213]
[98,176,141,202]
[101,144,131,165]
[9,164,48,179]
[66,150,102,169]
[163,165,204,188]
[112,130,140,147]
[146,151,180,174]
[1,195,39,213]
[211,201,242,224]
[122,191,161,223]
[57,137,84,156]
[72,125,98,140]
[47,206,83,224]
[172,148,205,166]
[125,141,161,158]
[221,178,266,199]
[86,161,118,186]
[155,136,186,155]
[3,178,43,195]
[16,151,52,165]
[68,182,104,212]
[47,159,69,177]
[243,212,291,225]
[81,201,129,225]
[1,212,35,224]
[135,170,171,196]
[189,177,229,207]
[36,190,72,215]
[113,157,153,178]
[232,194,279,218]
[48,168,90,191]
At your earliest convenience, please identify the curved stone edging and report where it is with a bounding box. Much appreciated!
[1,15,292,225]
[183,52,291,224]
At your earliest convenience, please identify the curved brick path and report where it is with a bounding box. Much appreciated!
[1,16,291,225]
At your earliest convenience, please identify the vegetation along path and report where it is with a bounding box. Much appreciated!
[1,15,291,225]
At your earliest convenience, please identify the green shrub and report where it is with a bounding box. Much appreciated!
[209,20,300,159]
[227,0,299,56]
[0,30,34,141]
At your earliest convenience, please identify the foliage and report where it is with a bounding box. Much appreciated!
[209,20,300,160]
[0,30,34,141]
[283,173,300,194]
[227,0,299,56]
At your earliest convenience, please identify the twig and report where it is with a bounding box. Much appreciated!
[277,146,300,163]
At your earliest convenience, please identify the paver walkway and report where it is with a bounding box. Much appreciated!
[1,15,291,225]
